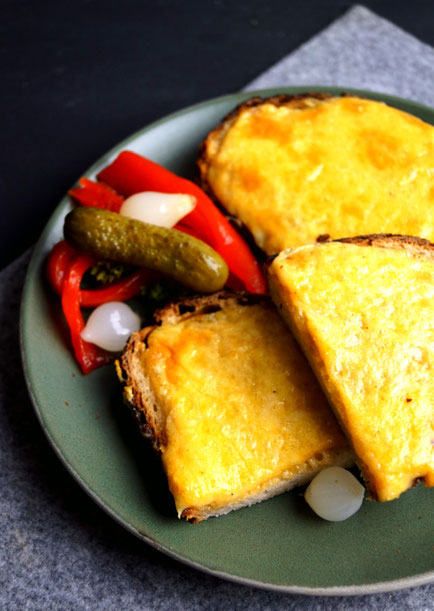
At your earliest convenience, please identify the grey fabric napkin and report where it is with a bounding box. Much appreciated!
[2,5,433,610]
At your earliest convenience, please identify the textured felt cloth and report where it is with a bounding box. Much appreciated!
[2,5,433,609]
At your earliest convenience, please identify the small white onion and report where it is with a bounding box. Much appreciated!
[81,302,141,352]
[119,191,196,227]
[305,467,365,521]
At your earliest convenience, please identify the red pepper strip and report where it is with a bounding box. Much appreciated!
[47,240,149,307]
[80,268,151,307]
[69,177,124,213]
[61,254,113,374]
[46,240,77,295]
[97,151,266,294]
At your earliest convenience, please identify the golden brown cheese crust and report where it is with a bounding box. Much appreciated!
[118,292,354,521]
[198,94,434,254]
[268,235,434,502]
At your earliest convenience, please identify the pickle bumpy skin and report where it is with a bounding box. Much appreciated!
[64,207,229,293]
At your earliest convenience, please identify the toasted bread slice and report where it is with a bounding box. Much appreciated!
[117,292,353,522]
[198,94,434,255]
[268,235,434,502]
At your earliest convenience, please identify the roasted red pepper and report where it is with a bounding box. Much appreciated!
[97,151,266,294]
[46,240,77,295]
[78,268,150,307]
[61,254,113,374]
[69,177,124,213]
[47,240,149,307]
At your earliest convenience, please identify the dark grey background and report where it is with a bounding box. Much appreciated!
[1,0,433,270]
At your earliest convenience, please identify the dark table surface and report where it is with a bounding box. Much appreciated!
[1,0,433,271]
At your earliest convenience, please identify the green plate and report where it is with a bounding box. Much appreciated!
[21,87,434,595]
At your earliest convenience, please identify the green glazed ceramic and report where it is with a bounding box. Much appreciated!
[21,87,434,595]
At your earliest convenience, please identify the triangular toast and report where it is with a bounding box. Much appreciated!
[268,235,434,502]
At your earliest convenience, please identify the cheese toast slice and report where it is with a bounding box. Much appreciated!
[117,292,353,521]
[198,94,434,255]
[268,235,434,502]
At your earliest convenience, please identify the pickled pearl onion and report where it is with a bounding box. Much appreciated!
[305,467,365,521]
[81,302,141,352]
[119,191,196,227]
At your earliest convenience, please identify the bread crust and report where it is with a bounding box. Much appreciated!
[336,233,434,260]
[179,447,354,522]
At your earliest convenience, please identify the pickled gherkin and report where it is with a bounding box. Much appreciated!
[64,207,229,293]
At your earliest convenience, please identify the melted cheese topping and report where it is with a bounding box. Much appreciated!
[206,97,434,254]
[269,243,434,501]
[143,302,349,515]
